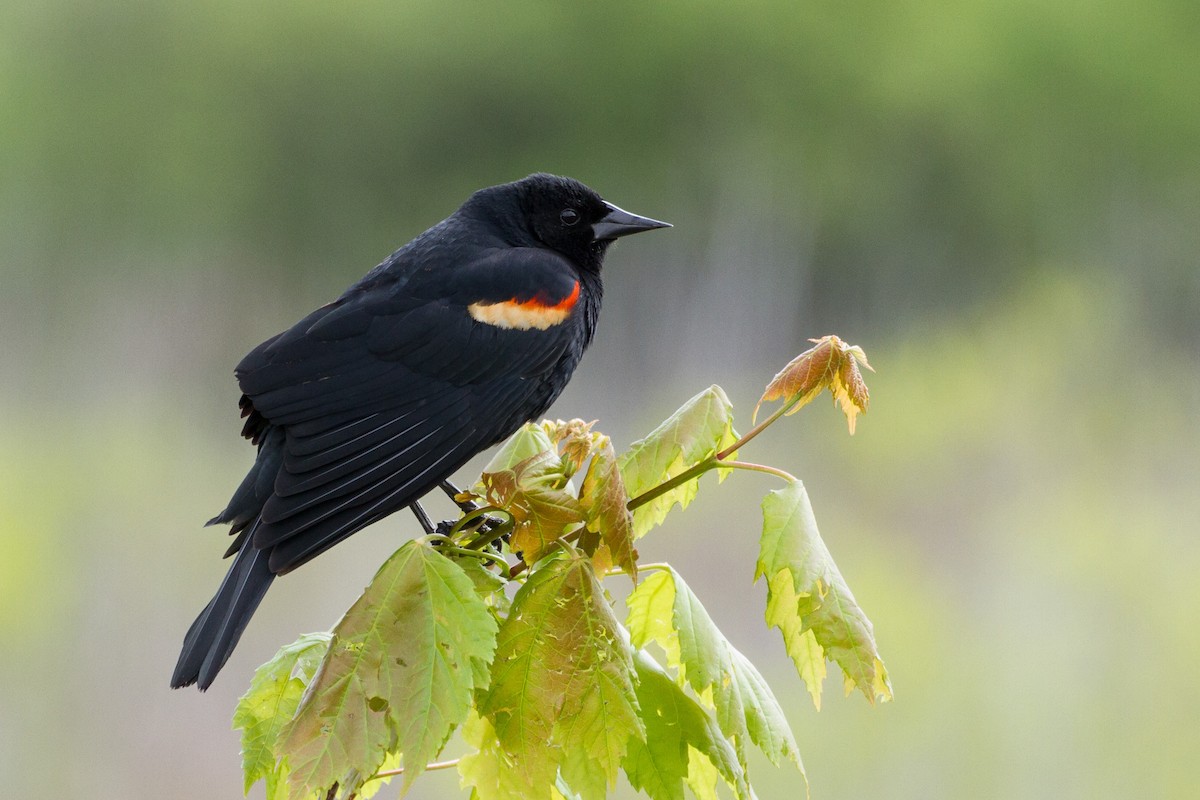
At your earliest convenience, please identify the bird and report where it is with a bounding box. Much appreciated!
[171,174,669,690]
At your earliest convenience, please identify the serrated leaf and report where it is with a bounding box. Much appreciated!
[757,480,892,707]
[622,648,750,800]
[626,567,802,781]
[481,422,557,477]
[234,632,331,800]
[483,453,585,565]
[626,570,682,673]
[458,709,543,800]
[279,540,498,797]
[477,554,644,799]
[755,336,873,433]
[578,435,637,581]
[618,386,738,538]
[453,555,511,614]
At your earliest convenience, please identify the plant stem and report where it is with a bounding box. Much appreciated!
[626,458,718,512]
[719,459,797,482]
[367,758,461,782]
[607,561,672,577]
[436,545,510,567]
[717,393,803,459]
[625,392,805,513]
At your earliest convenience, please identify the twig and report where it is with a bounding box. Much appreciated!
[625,392,803,513]
[367,758,461,782]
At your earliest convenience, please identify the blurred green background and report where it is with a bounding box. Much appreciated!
[2,1,1197,798]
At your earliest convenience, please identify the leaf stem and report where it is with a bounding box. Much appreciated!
[435,545,510,567]
[451,506,508,542]
[607,561,672,577]
[366,758,461,782]
[626,458,719,512]
[719,459,797,483]
[719,392,804,459]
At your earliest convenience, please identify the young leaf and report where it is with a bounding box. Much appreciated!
[619,386,739,538]
[622,648,750,800]
[757,480,892,707]
[481,422,556,475]
[477,553,644,799]
[626,568,803,780]
[578,434,638,580]
[481,453,585,564]
[547,418,598,476]
[755,335,873,433]
[234,632,331,800]
[278,540,498,797]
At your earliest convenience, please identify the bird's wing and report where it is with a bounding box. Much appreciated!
[234,247,585,573]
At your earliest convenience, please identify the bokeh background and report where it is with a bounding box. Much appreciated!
[2,1,1197,798]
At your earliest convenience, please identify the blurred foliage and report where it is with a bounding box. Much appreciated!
[0,0,1197,798]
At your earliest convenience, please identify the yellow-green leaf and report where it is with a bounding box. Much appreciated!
[622,648,750,800]
[578,435,637,581]
[234,632,330,800]
[758,480,892,706]
[618,386,738,538]
[480,422,556,477]
[626,567,802,781]
[458,710,542,800]
[477,554,644,799]
[279,540,498,797]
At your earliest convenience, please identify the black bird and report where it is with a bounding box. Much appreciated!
[171,174,669,690]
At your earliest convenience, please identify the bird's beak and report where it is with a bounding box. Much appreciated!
[592,202,672,241]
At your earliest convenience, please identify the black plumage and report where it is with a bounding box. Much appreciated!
[171,174,669,689]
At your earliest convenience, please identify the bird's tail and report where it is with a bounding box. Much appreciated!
[172,425,284,690]
[170,535,275,690]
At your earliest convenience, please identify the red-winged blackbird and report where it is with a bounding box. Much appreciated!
[171,174,669,690]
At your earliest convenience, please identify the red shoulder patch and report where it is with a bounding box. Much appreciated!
[468,280,580,330]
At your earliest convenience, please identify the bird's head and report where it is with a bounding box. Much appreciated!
[465,174,670,272]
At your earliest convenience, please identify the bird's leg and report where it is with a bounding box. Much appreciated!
[410,502,436,536]
[439,480,510,545]
[439,479,479,514]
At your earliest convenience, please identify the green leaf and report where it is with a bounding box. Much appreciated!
[475,553,644,799]
[758,480,892,707]
[279,540,498,797]
[458,710,539,800]
[618,386,738,538]
[627,568,802,781]
[480,422,556,476]
[622,648,750,800]
[578,434,637,580]
[234,632,331,800]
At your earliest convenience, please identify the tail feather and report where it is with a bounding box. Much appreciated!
[171,526,276,690]
[173,425,284,689]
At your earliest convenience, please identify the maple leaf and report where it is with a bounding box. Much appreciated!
[755,335,874,434]
[579,435,638,581]
[277,541,497,797]
[618,386,738,538]
[474,553,643,799]
[481,451,585,565]
[627,568,803,784]
[757,480,892,707]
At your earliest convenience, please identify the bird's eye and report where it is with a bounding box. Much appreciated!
[559,208,580,226]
